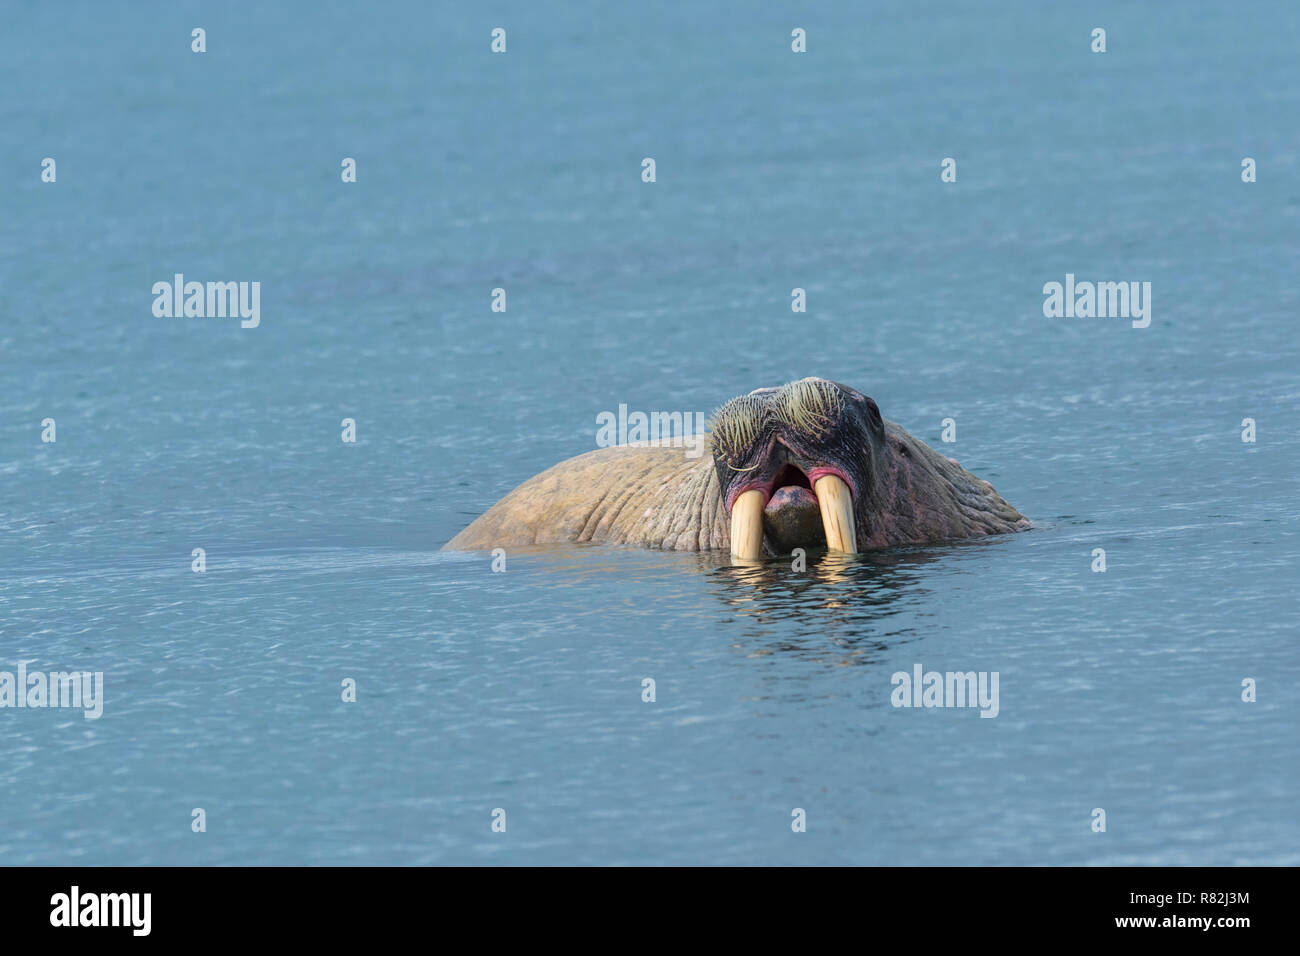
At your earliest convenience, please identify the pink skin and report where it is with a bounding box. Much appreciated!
[723,437,858,512]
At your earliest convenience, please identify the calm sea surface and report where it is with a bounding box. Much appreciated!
[1,1,1296,864]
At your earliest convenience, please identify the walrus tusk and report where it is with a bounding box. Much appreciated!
[814,475,856,554]
[730,489,766,561]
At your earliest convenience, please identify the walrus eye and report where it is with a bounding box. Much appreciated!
[708,394,769,470]
[776,378,845,438]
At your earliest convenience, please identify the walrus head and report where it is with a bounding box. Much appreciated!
[709,377,885,560]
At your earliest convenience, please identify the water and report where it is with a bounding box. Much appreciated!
[1,0,1296,865]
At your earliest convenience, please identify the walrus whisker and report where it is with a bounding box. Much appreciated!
[777,378,845,436]
[707,394,769,462]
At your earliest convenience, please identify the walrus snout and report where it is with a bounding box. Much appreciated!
[764,486,826,554]
[727,452,858,559]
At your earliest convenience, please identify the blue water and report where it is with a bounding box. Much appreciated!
[2,0,1297,865]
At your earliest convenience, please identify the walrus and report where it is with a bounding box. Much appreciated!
[444,378,1029,559]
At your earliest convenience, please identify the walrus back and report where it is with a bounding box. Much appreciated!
[443,443,726,551]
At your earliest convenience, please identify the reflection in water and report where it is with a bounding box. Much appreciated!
[701,541,1005,666]
[463,537,1015,668]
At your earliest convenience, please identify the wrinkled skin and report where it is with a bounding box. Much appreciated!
[444,378,1029,555]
